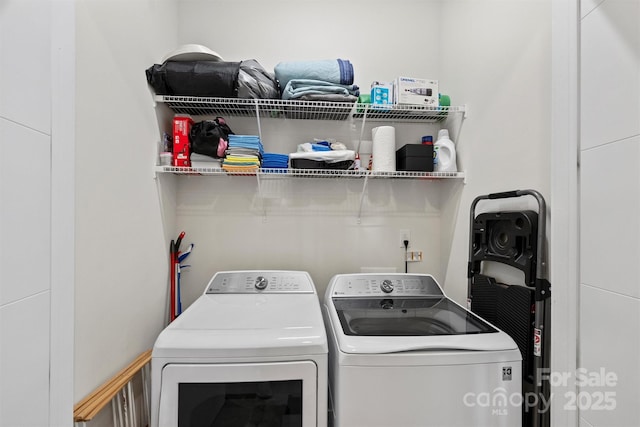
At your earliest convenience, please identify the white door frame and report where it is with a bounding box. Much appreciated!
[550,0,580,426]
[50,1,76,424]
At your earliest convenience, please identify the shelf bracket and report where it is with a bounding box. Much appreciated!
[456,104,467,139]
[356,174,369,224]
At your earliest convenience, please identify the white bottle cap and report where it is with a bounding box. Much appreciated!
[437,129,450,139]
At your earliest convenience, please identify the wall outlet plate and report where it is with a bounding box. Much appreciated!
[406,251,423,262]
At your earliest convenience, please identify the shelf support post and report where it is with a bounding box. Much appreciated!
[255,172,267,220]
[357,174,369,224]
[254,99,263,142]
[355,105,368,155]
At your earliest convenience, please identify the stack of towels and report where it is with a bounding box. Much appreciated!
[262,153,289,170]
[222,135,263,173]
[289,140,356,170]
[274,59,359,102]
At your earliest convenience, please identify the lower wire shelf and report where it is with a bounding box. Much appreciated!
[155,166,465,223]
[155,166,465,180]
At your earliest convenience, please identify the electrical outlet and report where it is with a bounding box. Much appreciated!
[400,229,410,248]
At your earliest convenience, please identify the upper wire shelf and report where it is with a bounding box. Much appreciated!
[155,96,465,123]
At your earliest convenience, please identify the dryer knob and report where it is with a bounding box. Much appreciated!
[255,276,268,290]
[380,279,394,293]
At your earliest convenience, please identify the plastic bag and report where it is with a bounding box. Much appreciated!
[237,59,280,99]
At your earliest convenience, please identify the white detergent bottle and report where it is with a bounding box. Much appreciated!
[434,128,457,172]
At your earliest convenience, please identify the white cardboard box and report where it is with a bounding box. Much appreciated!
[394,77,439,106]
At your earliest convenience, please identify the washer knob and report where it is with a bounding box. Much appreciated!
[255,276,268,290]
[380,299,394,309]
[380,279,394,293]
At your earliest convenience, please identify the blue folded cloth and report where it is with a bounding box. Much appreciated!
[228,135,264,155]
[274,59,354,90]
[229,135,261,146]
[229,135,261,141]
[311,144,331,151]
[262,152,289,169]
[282,79,360,101]
[263,153,288,160]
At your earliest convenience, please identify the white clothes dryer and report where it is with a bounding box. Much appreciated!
[152,270,328,427]
[323,273,522,427]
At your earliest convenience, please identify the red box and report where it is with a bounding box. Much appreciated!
[172,115,193,167]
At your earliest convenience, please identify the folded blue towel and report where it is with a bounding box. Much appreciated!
[263,162,288,168]
[229,135,261,145]
[263,153,289,160]
[274,59,354,90]
[228,135,264,155]
[229,134,261,141]
[311,144,331,151]
[282,79,360,101]
[262,152,289,169]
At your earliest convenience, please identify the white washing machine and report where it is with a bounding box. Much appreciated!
[323,273,522,427]
[152,270,328,427]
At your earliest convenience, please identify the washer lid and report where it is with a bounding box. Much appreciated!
[326,295,520,353]
[332,296,497,337]
[324,273,518,353]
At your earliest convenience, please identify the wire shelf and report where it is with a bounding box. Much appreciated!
[155,96,464,122]
[155,166,465,180]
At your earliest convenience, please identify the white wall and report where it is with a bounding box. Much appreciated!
[170,0,551,307]
[1,0,53,425]
[439,0,552,303]
[73,0,179,409]
[167,0,456,306]
[579,0,640,425]
[177,0,443,93]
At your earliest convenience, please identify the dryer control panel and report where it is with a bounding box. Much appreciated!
[330,274,444,297]
[206,270,316,294]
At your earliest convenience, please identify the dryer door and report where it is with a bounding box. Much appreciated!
[158,361,317,427]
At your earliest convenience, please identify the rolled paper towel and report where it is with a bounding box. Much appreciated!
[371,126,396,172]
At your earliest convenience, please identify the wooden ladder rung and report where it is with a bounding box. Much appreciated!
[74,349,152,422]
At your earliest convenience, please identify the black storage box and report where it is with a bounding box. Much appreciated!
[396,144,434,172]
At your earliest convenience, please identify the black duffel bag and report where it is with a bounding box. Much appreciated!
[189,118,234,158]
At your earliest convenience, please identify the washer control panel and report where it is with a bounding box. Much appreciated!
[331,274,444,297]
[206,271,315,294]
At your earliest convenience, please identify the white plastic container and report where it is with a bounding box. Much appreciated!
[434,129,457,172]
[159,152,173,166]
